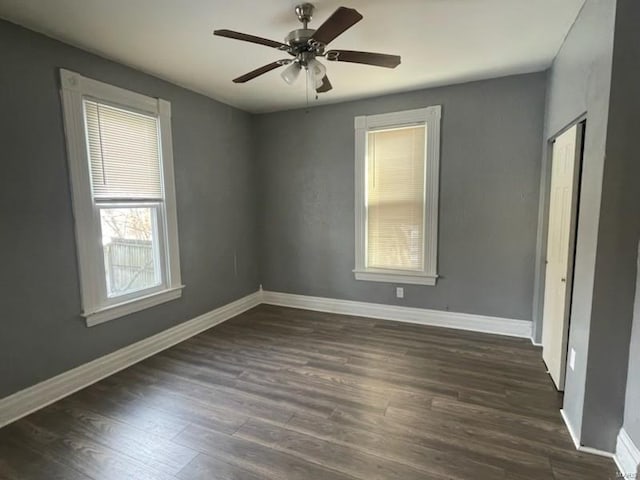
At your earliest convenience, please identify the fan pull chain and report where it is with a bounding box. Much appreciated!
[305,68,319,106]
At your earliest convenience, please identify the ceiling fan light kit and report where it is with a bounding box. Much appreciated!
[306,57,327,89]
[213,3,401,94]
[281,62,301,85]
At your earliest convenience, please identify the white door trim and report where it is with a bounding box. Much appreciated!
[615,428,640,476]
[541,121,584,390]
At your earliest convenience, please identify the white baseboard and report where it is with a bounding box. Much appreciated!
[0,290,261,428]
[561,409,583,450]
[615,428,640,476]
[560,409,616,459]
[530,338,543,347]
[262,290,532,338]
[0,289,536,429]
[3,285,633,474]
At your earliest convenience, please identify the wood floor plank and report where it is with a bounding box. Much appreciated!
[0,304,618,480]
[175,453,265,480]
[328,407,555,477]
[237,370,390,413]
[429,396,571,444]
[91,375,254,434]
[0,436,92,480]
[40,402,198,474]
[127,361,328,420]
[549,453,619,480]
[61,387,191,439]
[2,419,176,480]
[175,424,357,480]
[235,418,447,480]
[281,413,507,479]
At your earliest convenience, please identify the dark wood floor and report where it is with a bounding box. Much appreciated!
[0,305,618,479]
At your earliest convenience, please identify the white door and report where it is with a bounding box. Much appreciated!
[542,124,582,390]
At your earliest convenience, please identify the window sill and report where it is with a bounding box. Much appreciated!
[83,285,185,327]
[353,270,438,286]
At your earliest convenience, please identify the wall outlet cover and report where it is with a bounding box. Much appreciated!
[396,287,404,298]
[569,348,576,371]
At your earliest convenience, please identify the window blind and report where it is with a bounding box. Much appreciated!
[366,125,426,271]
[84,100,162,200]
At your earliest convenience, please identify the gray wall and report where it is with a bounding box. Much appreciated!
[0,20,260,398]
[623,244,640,446]
[255,73,546,321]
[539,0,640,452]
[536,0,616,447]
[4,7,636,455]
[583,0,640,450]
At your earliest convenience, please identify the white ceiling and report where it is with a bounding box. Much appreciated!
[0,0,584,113]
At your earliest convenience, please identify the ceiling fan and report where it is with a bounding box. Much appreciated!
[213,3,401,93]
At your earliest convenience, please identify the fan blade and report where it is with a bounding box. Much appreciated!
[214,29,289,50]
[310,7,363,46]
[233,61,284,83]
[325,50,401,68]
[316,75,333,93]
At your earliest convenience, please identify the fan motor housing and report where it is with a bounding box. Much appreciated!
[285,28,315,48]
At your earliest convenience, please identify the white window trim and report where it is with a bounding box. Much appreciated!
[60,69,183,326]
[353,106,441,286]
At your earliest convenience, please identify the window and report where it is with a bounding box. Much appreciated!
[60,69,182,326]
[354,106,441,285]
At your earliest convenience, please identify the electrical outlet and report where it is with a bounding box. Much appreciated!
[396,287,404,298]
[569,348,576,371]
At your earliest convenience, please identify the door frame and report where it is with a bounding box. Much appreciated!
[541,120,586,391]
[533,116,586,390]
